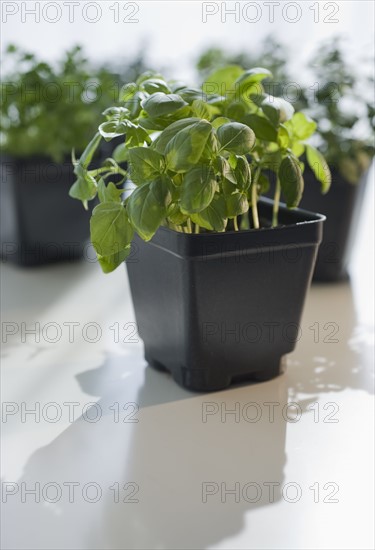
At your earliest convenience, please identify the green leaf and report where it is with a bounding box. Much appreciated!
[235,67,273,87]
[177,87,205,103]
[278,156,304,208]
[99,120,129,141]
[191,99,211,120]
[127,178,172,240]
[225,192,249,218]
[102,106,130,119]
[227,102,247,121]
[306,145,332,193]
[128,147,165,184]
[201,129,219,160]
[261,102,280,127]
[167,204,188,225]
[69,171,97,205]
[141,78,171,94]
[125,125,151,148]
[285,112,317,140]
[261,96,294,124]
[165,119,212,172]
[113,142,128,163]
[77,132,102,168]
[180,164,216,213]
[233,155,251,191]
[262,151,282,173]
[203,65,243,95]
[190,195,227,231]
[124,91,147,119]
[244,114,278,142]
[120,82,138,102]
[212,117,231,129]
[277,124,290,149]
[217,122,255,154]
[97,247,131,274]
[257,173,270,194]
[141,93,187,117]
[90,202,133,256]
[136,71,164,85]
[291,142,305,158]
[152,117,201,153]
[97,179,123,203]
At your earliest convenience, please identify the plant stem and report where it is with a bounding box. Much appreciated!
[272,177,281,227]
[89,166,127,178]
[186,218,192,234]
[233,216,239,231]
[195,224,200,234]
[251,166,261,229]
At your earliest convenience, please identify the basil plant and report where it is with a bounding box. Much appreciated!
[70,66,331,273]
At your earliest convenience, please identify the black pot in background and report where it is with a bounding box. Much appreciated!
[126,198,325,392]
[266,165,370,282]
[298,166,369,282]
[0,155,92,266]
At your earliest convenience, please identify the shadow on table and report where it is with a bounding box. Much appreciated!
[287,281,374,411]
[2,349,288,550]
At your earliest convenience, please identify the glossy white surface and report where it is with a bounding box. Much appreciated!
[1,181,374,550]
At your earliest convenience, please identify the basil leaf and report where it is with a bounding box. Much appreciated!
[278,156,304,208]
[127,177,172,240]
[190,195,227,231]
[306,145,331,193]
[90,202,133,256]
[286,113,317,141]
[128,147,165,184]
[244,114,278,142]
[152,117,201,153]
[97,247,131,274]
[203,65,243,94]
[217,122,255,154]
[141,93,187,117]
[97,179,123,203]
[165,120,212,172]
[180,164,216,213]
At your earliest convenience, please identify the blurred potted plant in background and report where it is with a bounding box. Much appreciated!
[197,36,375,281]
[0,44,145,266]
[299,39,374,280]
[70,66,328,392]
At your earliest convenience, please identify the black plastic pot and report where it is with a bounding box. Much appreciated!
[298,166,369,282]
[126,198,325,392]
[0,155,92,266]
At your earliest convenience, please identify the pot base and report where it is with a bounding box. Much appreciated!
[145,350,285,392]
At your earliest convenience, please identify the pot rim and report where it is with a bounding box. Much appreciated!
[157,197,326,239]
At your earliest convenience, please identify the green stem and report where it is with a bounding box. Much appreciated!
[272,177,281,227]
[89,166,127,178]
[195,224,200,234]
[251,166,261,230]
[233,216,239,231]
[186,218,192,234]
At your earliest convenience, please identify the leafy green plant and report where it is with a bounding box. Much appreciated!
[70,66,330,273]
[0,45,144,162]
[303,38,374,183]
[197,36,375,183]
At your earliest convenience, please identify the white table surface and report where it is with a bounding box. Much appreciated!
[1,180,374,550]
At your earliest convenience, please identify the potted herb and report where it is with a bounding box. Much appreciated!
[0,45,119,265]
[297,39,374,280]
[197,38,375,281]
[70,66,329,392]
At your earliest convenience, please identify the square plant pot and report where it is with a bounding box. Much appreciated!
[298,166,369,282]
[126,198,325,392]
[0,155,92,266]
